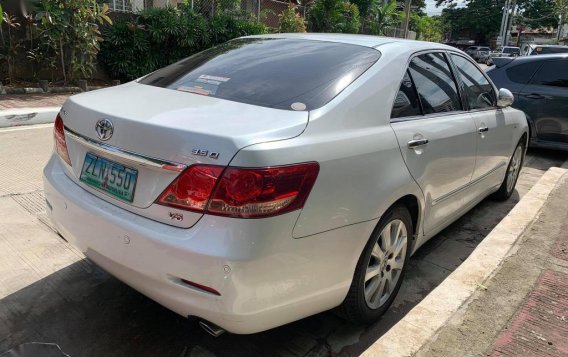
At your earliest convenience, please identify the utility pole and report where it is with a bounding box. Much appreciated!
[498,0,510,45]
[503,0,517,47]
[403,0,411,39]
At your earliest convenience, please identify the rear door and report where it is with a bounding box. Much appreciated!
[519,59,568,144]
[449,53,512,190]
[390,52,478,235]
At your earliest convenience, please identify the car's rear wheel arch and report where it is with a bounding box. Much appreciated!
[390,194,420,245]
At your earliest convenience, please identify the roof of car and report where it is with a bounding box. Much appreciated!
[244,33,457,52]
[530,44,568,48]
[514,53,568,62]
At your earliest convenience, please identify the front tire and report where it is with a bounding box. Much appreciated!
[492,140,525,201]
[339,205,413,323]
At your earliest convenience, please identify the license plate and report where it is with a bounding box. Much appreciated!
[80,152,138,202]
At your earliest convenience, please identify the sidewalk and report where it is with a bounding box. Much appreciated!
[0,94,71,110]
[0,94,71,128]
[416,170,568,357]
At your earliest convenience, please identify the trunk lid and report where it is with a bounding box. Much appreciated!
[61,82,308,227]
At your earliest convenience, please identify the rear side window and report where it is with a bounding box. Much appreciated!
[391,71,422,118]
[408,53,462,114]
[529,60,568,87]
[506,61,542,84]
[139,38,381,111]
[451,54,495,109]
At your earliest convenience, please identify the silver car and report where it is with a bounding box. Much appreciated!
[44,34,528,334]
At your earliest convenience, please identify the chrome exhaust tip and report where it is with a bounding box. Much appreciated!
[199,320,225,337]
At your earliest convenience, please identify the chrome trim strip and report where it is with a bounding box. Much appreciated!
[432,162,507,205]
[64,127,187,172]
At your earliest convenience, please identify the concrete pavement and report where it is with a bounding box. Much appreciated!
[0,124,566,356]
[416,171,568,357]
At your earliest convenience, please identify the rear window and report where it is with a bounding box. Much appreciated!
[503,47,520,54]
[480,47,490,51]
[139,38,381,111]
[531,46,568,55]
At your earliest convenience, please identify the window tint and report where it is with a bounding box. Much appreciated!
[139,38,381,111]
[451,55,495,109]
[391,71,421,118]
[532,46,568,55]
[530,60,568,87]
[506,61,542,84]
[408,53,462,114]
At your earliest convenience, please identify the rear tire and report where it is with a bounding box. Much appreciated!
[492,139,525,201]
[339,205,413,324]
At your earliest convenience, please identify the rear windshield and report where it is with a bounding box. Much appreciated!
[503,47,520,54]
[480,47,490,51]
[532,46,568,55]
[139,38,381,111]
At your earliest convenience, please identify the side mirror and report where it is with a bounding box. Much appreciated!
[497,88,514,108]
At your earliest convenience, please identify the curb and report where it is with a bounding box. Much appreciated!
[0,107,60,128]
[362,166,568,357]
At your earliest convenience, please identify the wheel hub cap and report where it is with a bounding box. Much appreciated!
[364,219,408,309]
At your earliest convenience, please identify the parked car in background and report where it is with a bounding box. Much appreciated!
[486,46,521,65]
[44,34,528,335]
[527,44,568,56]
[487,54,568,151]
[470,46,491,63]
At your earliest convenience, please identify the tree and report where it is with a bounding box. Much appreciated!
[440,0,506,43]
[34,0,112,82]
[308,0,360,33]
[278,4,307,32]
[411,14,443,42]
[366,0,400,35]
[517,0,560,28]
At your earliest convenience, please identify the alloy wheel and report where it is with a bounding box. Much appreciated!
[506,146,523,193]
[364,219,408,309]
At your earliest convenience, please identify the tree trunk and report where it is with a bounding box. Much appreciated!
[59,38,66,83]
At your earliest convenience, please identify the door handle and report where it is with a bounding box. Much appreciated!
[523,93,544,99]
[407,139,429,148]
[478,126,489,133]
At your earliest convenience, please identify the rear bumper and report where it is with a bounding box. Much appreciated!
[43,154,375,333]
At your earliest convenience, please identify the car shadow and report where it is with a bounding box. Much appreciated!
[1,150,566,357]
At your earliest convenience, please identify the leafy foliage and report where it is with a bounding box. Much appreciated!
[412,14,443,42]
[98,7,268,81]
[516,0,560,28]
[441,0,506,43]
[278,4,307,33]
[365,0,400,35]
[34,0,112,82]
[308,0,360,33]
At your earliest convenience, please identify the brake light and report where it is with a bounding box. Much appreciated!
[156,162,319,218]
[157,165,224,212]
[54,113,71,166]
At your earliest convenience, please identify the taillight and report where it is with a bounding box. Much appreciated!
[156,162,319,218]
[208,163,319,217]
[54,113,71,166]
[157,165,224,212]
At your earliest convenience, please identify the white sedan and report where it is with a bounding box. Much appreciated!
[43,34,528,335]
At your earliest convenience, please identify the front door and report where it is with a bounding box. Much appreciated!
[519,59,568,145]
[390,52,477,235]
[449,54,513,190]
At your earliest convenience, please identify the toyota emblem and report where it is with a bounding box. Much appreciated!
[95,119,114,141]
